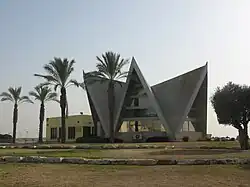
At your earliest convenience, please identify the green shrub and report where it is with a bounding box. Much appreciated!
[0,134,12,143]
[75,136,123,143]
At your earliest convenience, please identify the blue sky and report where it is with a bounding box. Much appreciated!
[0,0,250,138]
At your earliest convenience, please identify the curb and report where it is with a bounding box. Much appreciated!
[0,156,249,166]
[0,145,239,150]
[0,145,166,149]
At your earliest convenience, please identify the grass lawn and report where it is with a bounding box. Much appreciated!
[0,148,249,160]
[43,140,242,148]
[1,141,243,148]
[0,164,249,187]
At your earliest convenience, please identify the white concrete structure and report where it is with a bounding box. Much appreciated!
[85,58,208,142]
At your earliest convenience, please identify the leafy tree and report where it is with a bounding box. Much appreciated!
[29,85,58,143]
[211,82,250,150]
[84,51,129,142]
[0,87,33,143]
[34,57,79,143]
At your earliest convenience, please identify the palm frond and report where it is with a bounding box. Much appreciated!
[8,87,22,102]
[34,74,59,84]
[66,79,80,88]
[96,63,111,79]
[95,52,129,82]
[29,91,41,101]
[115,71,128,80]
[18,96,34,104]
[53,84,61,91]
[53,99,60,103]
[35,57,76,89]
[116,58,129,72]
[45,92,58,102]
[67,59,76,76]
[44,64,61,82]
[49,58,65,83]
[79,82,85,90]
[30,84,58,104]
[1,97,14,102]
[37,82,51,87]
[0,92,14,102]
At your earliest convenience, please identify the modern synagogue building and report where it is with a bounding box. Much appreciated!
[85,58,208,142]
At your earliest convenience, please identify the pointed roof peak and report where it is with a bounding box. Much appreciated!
[131,56,138,66]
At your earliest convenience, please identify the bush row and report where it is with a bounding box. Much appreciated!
[0,134,12,143]
[76,136,170,143]
[75,136,123,143]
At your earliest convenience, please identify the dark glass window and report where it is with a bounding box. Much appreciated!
[82,126,91,137]
[68,127,75,139]
[50,128,57,139]
[59,127,61,139]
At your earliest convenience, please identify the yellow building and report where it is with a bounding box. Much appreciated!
[46,114,94,142]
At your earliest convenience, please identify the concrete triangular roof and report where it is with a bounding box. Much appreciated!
[85,78,126,137]
[114,57,172,134]
[85,59,208,138]
[151,63,208,133]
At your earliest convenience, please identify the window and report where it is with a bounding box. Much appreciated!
[50,128,57,140]
[68,127,75,139]
[59,127,61,139]
[82,126,91,137]
[91,127,95,134]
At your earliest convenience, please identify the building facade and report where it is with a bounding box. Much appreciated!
[46,114,94,142]
[85,58,208,142]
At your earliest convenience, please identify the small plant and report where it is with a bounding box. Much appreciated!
[182,136,189,142]
[214,137,220,141]
[76,136,123,143]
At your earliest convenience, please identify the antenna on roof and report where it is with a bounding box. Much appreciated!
[80,112,83,115]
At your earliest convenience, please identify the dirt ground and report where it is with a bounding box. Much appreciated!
[0,164,249,187]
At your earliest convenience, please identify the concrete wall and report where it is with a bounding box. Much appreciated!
[175,131,203,141]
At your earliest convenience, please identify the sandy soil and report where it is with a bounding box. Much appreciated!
[0,164,249,187]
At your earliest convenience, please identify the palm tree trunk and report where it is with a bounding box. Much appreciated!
[108,81,115,143]
[12,104,18,144]
[60,87,67,143]
[38,102,45,143]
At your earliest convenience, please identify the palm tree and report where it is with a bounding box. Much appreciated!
[0,87,33,143]
[29,85,58,143]
[34,57,79,143]
[84,51,129,142]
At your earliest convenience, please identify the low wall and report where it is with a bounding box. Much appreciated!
[116,132,167,143]
[0,156,249,166]
[175,131,203,141]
